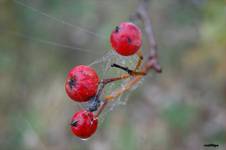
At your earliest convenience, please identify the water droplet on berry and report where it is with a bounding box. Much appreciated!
[80,138,89,141]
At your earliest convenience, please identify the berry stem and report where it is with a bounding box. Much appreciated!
[95,100,108,117]
[134,50,143,71]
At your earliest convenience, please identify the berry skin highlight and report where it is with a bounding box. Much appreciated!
[71,110,98,139]
[110,22,142,56]
[65,65,99,102]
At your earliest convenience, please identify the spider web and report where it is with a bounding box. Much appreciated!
[11,0,145,124]
[88,50,145,124]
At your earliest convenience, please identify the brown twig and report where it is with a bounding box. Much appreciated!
[137,0,162,73]
[95,0,162,117]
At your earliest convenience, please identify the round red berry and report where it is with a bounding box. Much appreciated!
[110,22,142,56]
[70,110,98,139]
[65,65,99,102]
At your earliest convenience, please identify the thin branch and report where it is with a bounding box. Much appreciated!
[95,100,108,117]
[137,0,162,73]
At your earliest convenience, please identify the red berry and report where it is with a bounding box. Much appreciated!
[110,22,142,56]
[71,110,98,139]
[65,65,99,102]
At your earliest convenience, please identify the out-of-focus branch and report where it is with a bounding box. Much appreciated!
[137,0,162,73]
[95,0,162,117]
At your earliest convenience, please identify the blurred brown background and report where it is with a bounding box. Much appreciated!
[0,0,225,150]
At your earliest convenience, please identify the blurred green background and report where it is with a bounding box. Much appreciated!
[0,0,226,149]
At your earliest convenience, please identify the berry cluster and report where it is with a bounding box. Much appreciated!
[65,22,142,139]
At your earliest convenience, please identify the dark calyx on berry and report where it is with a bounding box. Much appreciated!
[69,77,76,89]
[127,37,132,43]
[71,120,78,127]
[86,97,101,112]
[115,26,120,33]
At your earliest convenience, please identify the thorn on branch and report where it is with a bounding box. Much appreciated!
[111,63,132,74]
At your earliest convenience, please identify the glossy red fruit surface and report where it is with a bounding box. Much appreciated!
[110,22,142,56]
[65,65,99,102]
[71,110,98,139]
